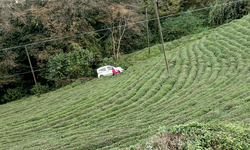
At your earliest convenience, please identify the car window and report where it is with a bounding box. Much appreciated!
[99,68,106,72]
[107,67,113,70]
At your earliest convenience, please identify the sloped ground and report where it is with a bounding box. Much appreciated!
[137,122,250,149]
[1,15,250,149]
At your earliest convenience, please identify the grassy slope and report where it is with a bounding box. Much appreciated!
[1,15,250,149]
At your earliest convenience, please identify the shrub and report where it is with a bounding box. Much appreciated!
[170,122,250,149]
[30,83,50,95]
[56,77,74,88]
[99,57,131,70]
[162,84,173,92]
[47,44,94,81]
[71,81,82,87]
[162,12,209,42]
[209,0,250,27]
[2,87,27,103]
[139,122,250,150]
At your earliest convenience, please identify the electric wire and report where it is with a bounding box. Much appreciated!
[1,23,250,79]
[0,0,249,79]
[0,47,146,79]
[0,0,247,52]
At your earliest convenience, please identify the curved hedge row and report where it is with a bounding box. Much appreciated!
[1,14,250,150]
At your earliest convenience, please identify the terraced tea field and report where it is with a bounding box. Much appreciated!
[1,15,250,149]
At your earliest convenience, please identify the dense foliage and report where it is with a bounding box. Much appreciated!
[162,12,209,42]
[0,0,250,104]
[46,44,94,81]
[1,13,250,148]
[137,122,250,149]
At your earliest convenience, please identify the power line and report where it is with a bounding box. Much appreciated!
[0,0,248,79]
[1,22,250,79]
[171,24,250,47]
[0,47,146,79]
[0,0,247,52]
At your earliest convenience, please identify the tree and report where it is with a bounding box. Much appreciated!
[99,2,141,59]
[209,0,250,27]
[0,50,19,87]
[46,44,94,81]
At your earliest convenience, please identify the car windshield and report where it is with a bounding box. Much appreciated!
[99,68,106,72]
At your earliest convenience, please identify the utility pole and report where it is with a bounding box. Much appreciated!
[25,46,41,97]
[153,0,171,77]
[146,8,151,54]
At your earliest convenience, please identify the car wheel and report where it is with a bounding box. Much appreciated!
[100,75,104,78]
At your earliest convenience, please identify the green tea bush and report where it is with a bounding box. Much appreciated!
[30,83,50,95]
[139,122,250,150]
[70,81,82,88]
[4,12,250,149]
[170,122,250,150]
[61,84,73,90]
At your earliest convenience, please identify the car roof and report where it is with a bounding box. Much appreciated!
[97,65,114,70]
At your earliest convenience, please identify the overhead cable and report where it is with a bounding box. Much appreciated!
[0,0,247,52]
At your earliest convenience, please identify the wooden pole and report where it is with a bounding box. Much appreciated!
[25,46,41,97]
[153,0,171,77]
[146,8,151,54]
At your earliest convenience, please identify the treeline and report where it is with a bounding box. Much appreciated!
[0,0,249,104]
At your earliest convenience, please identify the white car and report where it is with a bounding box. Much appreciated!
[97,65,124,78]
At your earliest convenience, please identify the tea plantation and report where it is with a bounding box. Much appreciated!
[1,15,250,149]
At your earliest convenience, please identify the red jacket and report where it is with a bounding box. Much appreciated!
[112,68,116,74]
[112,68,120,74]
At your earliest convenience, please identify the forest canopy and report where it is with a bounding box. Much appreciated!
[0,0,249,104]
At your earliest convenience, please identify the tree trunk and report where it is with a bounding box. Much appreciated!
[155,1,159,34]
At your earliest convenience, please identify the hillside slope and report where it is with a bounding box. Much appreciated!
[1,15,250,149]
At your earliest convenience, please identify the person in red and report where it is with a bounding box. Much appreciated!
[112,67,120,75]
[112,68,116,75]
[116,69,120,74]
